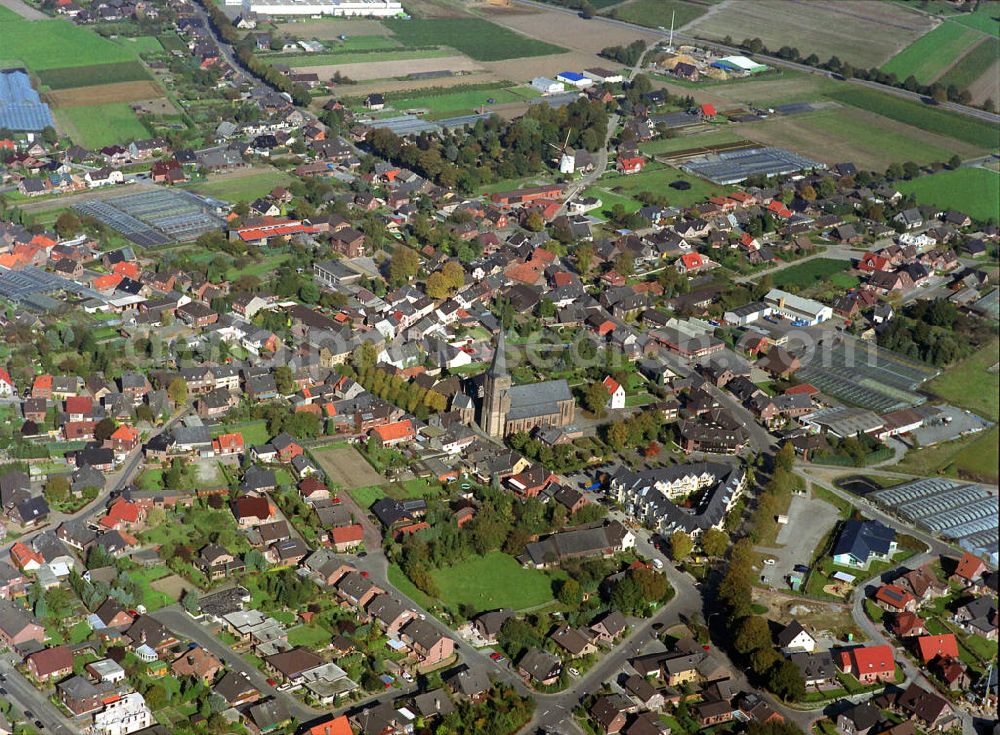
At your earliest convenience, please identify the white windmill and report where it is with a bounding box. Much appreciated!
[549,130,575,175]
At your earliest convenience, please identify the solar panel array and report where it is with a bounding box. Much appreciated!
[0,69,54,131]
[74,189,225,248]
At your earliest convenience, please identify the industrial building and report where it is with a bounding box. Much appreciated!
[763,288,832,325]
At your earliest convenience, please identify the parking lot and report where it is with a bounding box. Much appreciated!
[908,405,994,447]
[757,488,840,590]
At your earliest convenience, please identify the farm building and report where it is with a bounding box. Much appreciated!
[711,55,768,75]
[555,72,593,89]
[531,77,566,95]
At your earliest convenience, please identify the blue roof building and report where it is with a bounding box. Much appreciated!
[832,519,897,569]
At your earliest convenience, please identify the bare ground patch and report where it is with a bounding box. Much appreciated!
[402,0,469,18]
[46,81,165,108]
[968,57,1000,106]
[298,55,482,81]
[483,3,658,55]
[151,574,195,601]
[312,445,385,490]
[482,51,615,82]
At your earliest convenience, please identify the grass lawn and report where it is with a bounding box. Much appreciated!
[590,163,733,213]
[924,339,999,421]
[480,175,555,195]
[896,168,1000,224]
[827,86,996,148]
[349,485,387,509]
[881,23,980,83]
[431,551,558,613]
[772,258,857,289]
[639,130,747,156]
[138,469,163,492]
[582,186,643,218]
[55,103,149,148]
[388,563,434,609]
[893,425,999,483]
[226,253,292,280]
[392,85,540,119]
[186,167,293,203]
[311,35,401,52]
[269,48,450,67]
[384,18,565,61]
[210,419,270,446]
[131,566,175,610]
[69,620,92,644]
[606,0,708,28]
[112,35,165,55]
[387,478,445,500]
[287,624,331,648]
[159,34,188,53]
[0,18,137,71]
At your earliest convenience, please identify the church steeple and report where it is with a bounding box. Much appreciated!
[482,331,512,439]
[489,330,508,378]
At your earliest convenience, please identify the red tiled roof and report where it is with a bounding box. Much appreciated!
[850,645,894,675]
[373,419,415,443]
[917,634,959,664]
[953,552,986,581]
[330,524,364,545]
[65,396,93,414]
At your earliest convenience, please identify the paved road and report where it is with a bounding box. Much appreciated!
[0,657,81,734]
[155,606,321,722]
[509,0,1000,125]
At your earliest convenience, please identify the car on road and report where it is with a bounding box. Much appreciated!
[35,721,44,729]
[489,651,505,662]
[401,672,414,683]
[651,558,664,570]
[0,688,5,695]
[763,558,776,565]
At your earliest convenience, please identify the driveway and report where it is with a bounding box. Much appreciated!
[756,487,839,590]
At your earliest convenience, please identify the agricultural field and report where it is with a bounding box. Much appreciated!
[486,3,657,56]
[937,37,999,90]
[430,551,560,613]
[924,339,1000,422]
[265,48,451,69]
[54,102,149,149]
[273,18,392,39]
[391,84,540,118]
[296,55,479,83]
[897,168,1000,223]
[772,258,858,290]
[604,0,710,29]
[741,107,979,169]
[312,445,386,490]
[46,80,163,107]
[686,0,935,68]
[0,18,137,70]
[880,23,981,84]
[158,33,188,53]
[383,18,566,61]
[825,87,996,148]
[37,60,152,90]
[639,129,748,156]
[950,4,1000,36]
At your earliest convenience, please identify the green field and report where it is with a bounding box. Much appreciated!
[881,23,980,84]
[186,168,294,203]
[56,103,149,148]
[827,87,996,148]
[607,0,708,28]
[431,551,558,613]
[951,6,1000,36]
[384,18,565,61]
[37,60,152,90]
[895,425,998,483]
[639,130,748,156]
[209,419,270,446]
[0,18,137,70]
[772,258,857,289]
[112,35,164,55]
[393,85,540,118]
[320,35,401,51]
[158,34,188,53]
[591,163,734,210]
[267,48,449,67]
[897,168,1000,223]
[348,485,387,508]
[937,38,999,90]
[0,4,21,20]
[924,339,1000,421]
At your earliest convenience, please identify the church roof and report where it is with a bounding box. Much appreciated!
[489,331,508,378]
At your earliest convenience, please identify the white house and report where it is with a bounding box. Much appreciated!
[763,289,832,325]
[91,692,153,735]
[531,77,565,95]
[602,375,625,410]
[776,620,816,653]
